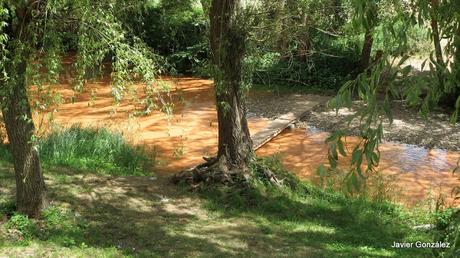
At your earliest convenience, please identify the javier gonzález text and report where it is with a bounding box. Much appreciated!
[391,241,450,249]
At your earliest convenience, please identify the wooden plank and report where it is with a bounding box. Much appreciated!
[252,95,329,150]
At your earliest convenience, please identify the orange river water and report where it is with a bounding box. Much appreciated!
[31,77,460,207]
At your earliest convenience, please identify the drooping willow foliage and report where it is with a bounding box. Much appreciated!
[322,0,460,192]
[0,0,168,116]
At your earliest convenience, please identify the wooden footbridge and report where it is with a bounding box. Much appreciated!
[251,95,330,150]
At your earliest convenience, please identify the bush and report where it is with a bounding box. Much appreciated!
[434,209,460,257]
[39,125,154,175]
[6,213,36,240]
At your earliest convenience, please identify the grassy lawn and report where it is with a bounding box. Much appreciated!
[0,156,435,257]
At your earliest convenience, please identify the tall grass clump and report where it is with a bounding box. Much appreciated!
[39,125,154,175]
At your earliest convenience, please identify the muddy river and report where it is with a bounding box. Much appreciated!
[257,128,460,206]
[35,77,460,207]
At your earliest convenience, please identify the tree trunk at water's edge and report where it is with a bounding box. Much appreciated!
[430,0,444,66]
[2,61,48,218]
[209,0,253,173]
[1,4,48,218]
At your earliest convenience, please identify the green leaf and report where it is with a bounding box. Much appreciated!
[383,97,393,124]
[351,171,361,192]
[371,152,380,166]
[400,65,412,77]
[397,55,410,67]
[337,138,347,157]
[351,148,362,166]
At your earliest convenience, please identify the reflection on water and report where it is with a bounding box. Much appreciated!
[257,127,460,206]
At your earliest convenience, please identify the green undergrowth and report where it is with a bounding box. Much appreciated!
[0,202,121,257]
[0,153,453,257]
[0,125,155,176]
[199,156,437,257]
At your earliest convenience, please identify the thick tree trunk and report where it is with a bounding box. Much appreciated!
[2,61,47,218]
[360,29,374,70]
[1,4,48,218]
[210,0,252,172]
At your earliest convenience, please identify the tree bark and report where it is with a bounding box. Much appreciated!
[446,20,460,108]
[430,0,444,66]
[209,0,252,172]
[1,3,48,218]
[2,61,48,218]
[360,29,374,70]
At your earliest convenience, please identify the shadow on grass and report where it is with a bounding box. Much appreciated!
[1,165,325,257]
[42,170,246,257]
[199,184,433,258]
[0,155,433,258]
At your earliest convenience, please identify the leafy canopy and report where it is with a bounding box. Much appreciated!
[0,0,167,113]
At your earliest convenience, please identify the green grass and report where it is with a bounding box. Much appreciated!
[0,151,443,257]
[199,157,435,258]
[1,125,155,176]
[38,125,154,176]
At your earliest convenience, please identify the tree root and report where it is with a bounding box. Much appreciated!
[170,156,286,190]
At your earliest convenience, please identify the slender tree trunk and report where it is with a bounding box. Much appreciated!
[276,0,287,54]
[430,0,444,66]
[297,12,310,62]
[452,20,460,84]
[448,21,460,108]
[360,29,374,70]
[1,4,48,218]
[210,0,252,172]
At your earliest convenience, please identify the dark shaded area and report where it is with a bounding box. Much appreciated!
[252,55,359,92]
[127,1,209,76]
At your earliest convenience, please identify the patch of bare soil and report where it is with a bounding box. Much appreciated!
[299,101,460,151]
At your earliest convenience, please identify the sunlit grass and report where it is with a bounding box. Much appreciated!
[0,153,439,257]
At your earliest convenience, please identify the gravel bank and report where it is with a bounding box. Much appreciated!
[248,91,460,151]
[298,101,460,151]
